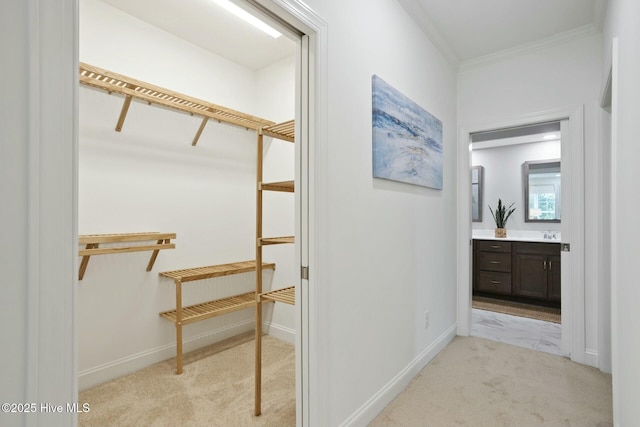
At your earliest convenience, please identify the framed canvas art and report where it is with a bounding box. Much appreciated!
[372,75,443,189]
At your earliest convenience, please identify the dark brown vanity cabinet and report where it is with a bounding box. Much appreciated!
[473,239,561,304]
[474,240,512,295]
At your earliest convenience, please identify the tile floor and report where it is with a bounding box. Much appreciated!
[471,308,566,357]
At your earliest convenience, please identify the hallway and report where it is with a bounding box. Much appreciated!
[370,336,612,427]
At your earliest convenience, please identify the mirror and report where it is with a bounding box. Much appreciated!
[523,159,561,222]
[471,166,483,222]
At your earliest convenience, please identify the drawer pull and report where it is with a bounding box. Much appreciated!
[490,245,501,249]
[489,261,501,264]
[490,280,501,284]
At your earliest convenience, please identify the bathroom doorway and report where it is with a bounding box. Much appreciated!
[468,122,564,356]
[457,107,585,363]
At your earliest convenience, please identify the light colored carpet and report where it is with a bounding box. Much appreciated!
[370,336,612,427]
[473,296,562,323]
[79,332,295,427]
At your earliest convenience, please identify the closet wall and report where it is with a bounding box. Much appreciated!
[78,0,295,390]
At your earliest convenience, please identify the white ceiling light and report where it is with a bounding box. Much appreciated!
[210,0,281,38]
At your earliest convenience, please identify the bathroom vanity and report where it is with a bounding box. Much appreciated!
[473,235,561,307]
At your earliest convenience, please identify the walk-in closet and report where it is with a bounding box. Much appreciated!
[77,0,298,424]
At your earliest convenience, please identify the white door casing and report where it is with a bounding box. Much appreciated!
[457,106,586,365]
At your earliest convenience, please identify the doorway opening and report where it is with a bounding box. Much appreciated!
[457,106,585,364]
[469,121,564,357]
[76,0,314,424]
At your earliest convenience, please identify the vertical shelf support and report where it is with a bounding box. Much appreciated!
[255,128,264,416]
[175,279,184,375]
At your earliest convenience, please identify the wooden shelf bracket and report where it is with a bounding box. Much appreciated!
[115,94,133,132]
[78,232,176,280]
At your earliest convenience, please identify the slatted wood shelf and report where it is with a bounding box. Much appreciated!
[261,286,295,305]
[78,232,176,280]
[79,62,275,145]
[259,236,295,246]
[260,180,294,192]
[159,260,275,283]
[160,291,255,325]
[159,260,276,374]
[260,120,295,142]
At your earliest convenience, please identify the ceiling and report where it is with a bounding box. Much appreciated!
[99,0,607,70]
[408,0,607,64]
[98,0,296,71]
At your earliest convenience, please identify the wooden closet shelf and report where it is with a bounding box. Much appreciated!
[261,180,294,192]
[261,286,295,305]
[78,232,176,280]
[260,120,295,142]
[160,291,256,326]
[260,236,295,245]
[159,260,275,283]
[160,260,276,374]
[79,62,275,138]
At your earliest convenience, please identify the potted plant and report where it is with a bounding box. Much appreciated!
[489,199,516,238]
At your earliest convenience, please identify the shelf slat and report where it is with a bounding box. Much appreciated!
[160,291,256,325]
[261,286,295,305]
[79,243,175,256]
[160,260,275,283]
[260,236,295,246]
[261,180,294,192]
[79,232,176,244]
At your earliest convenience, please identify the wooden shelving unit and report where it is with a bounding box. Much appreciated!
[255,121,296,416]
[79,62,275,145]
[78,232,176,280]
[159,260,276,374]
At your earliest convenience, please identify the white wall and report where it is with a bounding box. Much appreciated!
[472,140,561,231]
[458,31,603,365]
[302,1,458,425]
[602,0,640,425]
[78,0,295,389]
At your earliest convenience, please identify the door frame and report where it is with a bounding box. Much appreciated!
[19,0,327,426]
[251,3,328,425]
[457,106,586,363]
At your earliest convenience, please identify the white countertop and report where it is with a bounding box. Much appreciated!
[472,229,561,243]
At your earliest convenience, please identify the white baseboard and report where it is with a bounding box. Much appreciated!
[339,323,458,427]
[263,321,296,344]
[78,319,254,391]
[585,348,599,368]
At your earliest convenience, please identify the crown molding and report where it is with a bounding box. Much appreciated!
[459,23,601,73]
[396,0,460,69]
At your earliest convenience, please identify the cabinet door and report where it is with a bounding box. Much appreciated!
[547,255,561,301]
[514,254,547,299]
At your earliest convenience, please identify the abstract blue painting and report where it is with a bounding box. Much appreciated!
[372,75,443,189]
